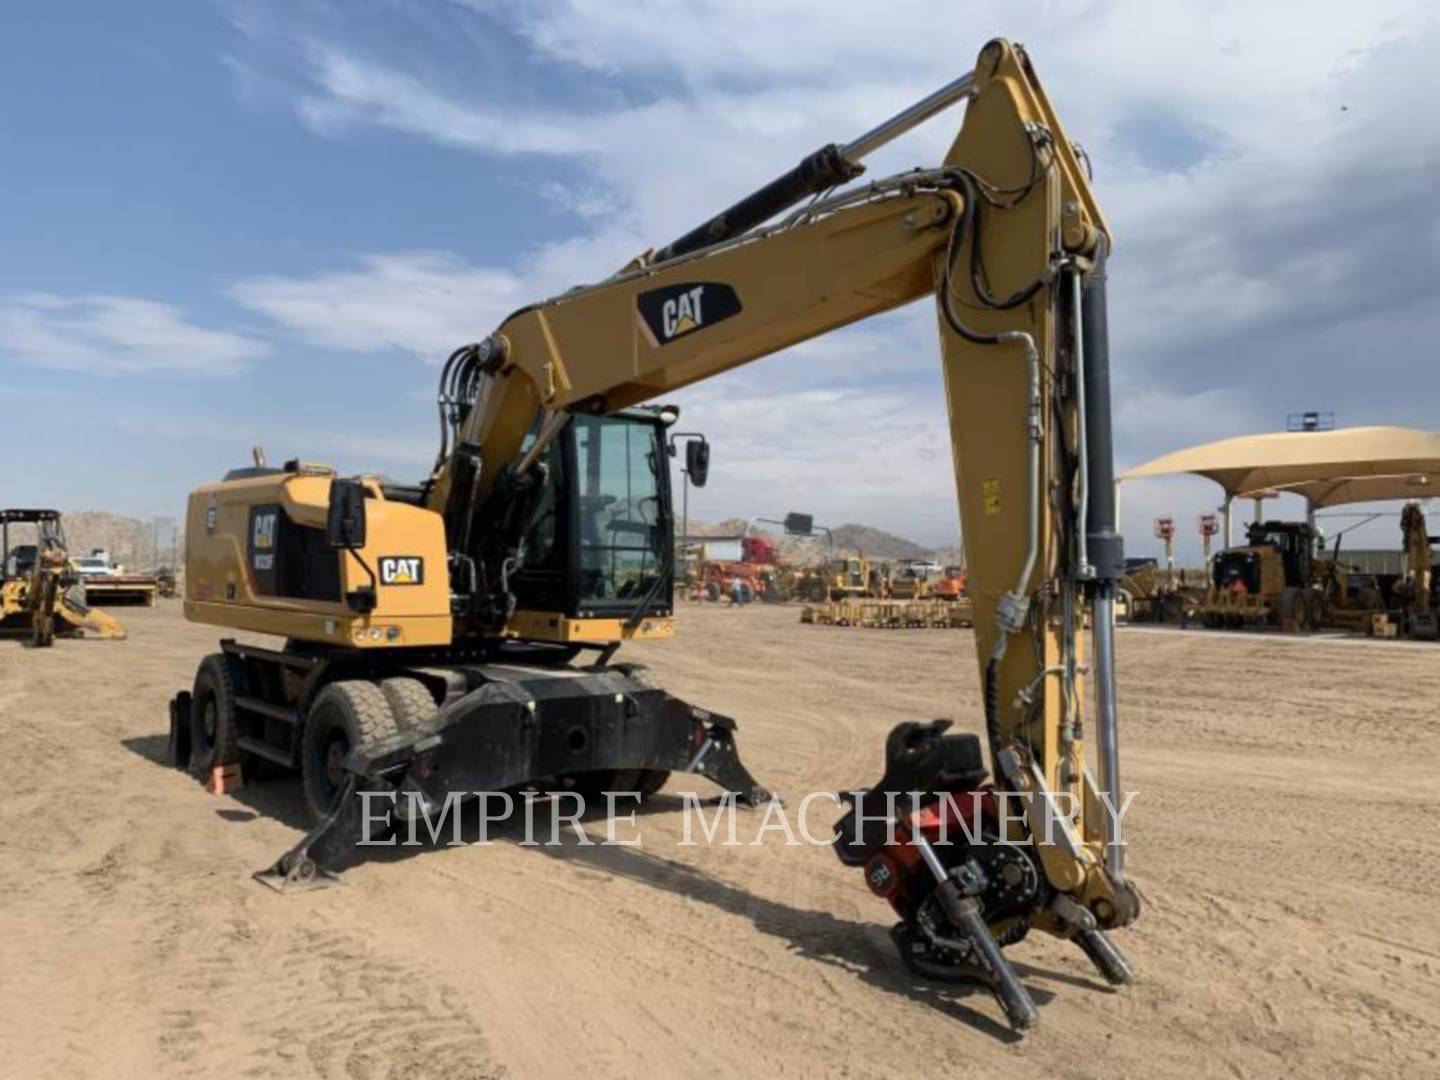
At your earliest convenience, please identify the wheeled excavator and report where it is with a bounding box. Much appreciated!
[173,38,1138,1030]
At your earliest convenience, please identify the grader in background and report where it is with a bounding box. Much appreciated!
[1199,518,1386,633]
[1201,520,1324,630]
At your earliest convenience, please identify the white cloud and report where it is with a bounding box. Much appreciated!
[108,402,435,473]
[667,369,961,542]
[228,252,530,360]
[295,44,604,155]
[0,293,267,376]
[222,1,1440,543]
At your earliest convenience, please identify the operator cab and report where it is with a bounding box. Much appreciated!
[1,509,66,583]
[1246,520,1315,586]
[511,407,677,623]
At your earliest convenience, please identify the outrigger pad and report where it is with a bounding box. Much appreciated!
[254,664,774,892]
[254,775,362,894]
[168,692,193,769]
[685,720,770,808]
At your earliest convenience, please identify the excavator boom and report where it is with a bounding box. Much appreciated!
[429,36,1137,1009]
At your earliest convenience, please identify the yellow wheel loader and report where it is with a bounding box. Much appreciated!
[172,38,1137,1029]
[1,509,127,646]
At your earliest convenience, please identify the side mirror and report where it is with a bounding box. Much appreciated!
[686,440,710,488]
[326,479,368,549]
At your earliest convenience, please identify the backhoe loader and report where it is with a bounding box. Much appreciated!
[173,38,1137,1030]
[1398,501,1438,639]
[1,509,127,645]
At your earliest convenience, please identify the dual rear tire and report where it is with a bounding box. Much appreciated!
[300,678,434,823]
[190,661,438,824]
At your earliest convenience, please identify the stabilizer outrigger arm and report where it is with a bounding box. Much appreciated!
[256,666,770,893]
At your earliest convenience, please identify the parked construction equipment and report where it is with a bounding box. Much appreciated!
[1119,558,1193,623]
[72,549,160,606]
[691,532,782,602]
[801,597,975,629]
[1201,520,1325,630]
[171,38,1135,1029]
[793,554,884,602]
[1396,501,1438,639]
[0,509,127,645]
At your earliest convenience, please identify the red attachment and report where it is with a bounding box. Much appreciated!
[742,536,781,565]
[861,788,994,917]
[916,789,992,842]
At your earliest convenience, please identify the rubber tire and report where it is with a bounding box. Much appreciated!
[379,677,437,732]
[190,653,241,775]
[1275,587,1301,629]
[301,681,399,825]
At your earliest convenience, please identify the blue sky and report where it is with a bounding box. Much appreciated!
[3,1,1438,558]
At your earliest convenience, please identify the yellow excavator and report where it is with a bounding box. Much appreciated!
[1,509,127,646]
[172,38,1137,1029]
[1399,501,1437,639]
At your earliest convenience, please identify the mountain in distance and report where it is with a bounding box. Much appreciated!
[682,518,959,565]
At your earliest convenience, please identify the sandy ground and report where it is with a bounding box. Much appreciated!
[1,602,1438,1079]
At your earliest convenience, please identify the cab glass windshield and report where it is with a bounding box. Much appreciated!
[574,415,667,609]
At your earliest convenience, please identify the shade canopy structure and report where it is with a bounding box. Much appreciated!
[1267,472,1440,509]
[1122,426,1440,502]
